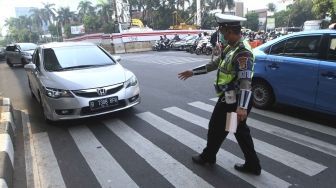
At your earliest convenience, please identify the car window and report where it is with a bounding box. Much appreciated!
[327,37,336,62]
[269,40,286,55]
[6,46,15,52]
[43,45,115,72]
[18,43,37,51]
[33,50,41,69]
[283,36,321,59]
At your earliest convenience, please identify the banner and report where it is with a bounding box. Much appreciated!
[71,25,85,35]
[267,17,275,30]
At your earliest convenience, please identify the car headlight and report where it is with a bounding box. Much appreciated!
[44,87,74,98]
[124,75,138,88]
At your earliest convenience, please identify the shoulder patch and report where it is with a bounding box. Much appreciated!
[237,56,248,70]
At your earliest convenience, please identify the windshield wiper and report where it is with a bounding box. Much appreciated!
[58,65,98,70]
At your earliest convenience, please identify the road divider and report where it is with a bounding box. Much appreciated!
[0,98,15,188]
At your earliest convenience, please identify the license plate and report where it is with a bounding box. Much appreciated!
[89,97,118,110]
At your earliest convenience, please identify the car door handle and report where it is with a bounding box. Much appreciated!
[268,63,279,70]
[321,72,336,80]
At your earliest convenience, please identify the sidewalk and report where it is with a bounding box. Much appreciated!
[0,98,15,188]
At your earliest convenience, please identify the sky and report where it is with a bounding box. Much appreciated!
[0,0,291,35]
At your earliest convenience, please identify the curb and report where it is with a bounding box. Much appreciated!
[0,98,15,188]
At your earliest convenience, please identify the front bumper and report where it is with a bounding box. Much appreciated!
[42,85,140,121]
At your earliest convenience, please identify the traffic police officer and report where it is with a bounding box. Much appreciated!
[178,14,261,175]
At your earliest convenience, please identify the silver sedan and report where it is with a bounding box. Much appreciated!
[24,42,140,122]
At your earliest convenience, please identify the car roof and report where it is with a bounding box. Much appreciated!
[39,42,96,49]
[256,29,336,50]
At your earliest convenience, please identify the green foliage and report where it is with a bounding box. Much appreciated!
[63,24,71,38]
[102,22,116,33]
[313,0,336,22]
[201,13,217,29]
[244,12,259,31]
[83,15,101,33]
[48,24,61,37]
[274,10,289,28]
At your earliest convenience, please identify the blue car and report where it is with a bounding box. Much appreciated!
[252,29,336,115]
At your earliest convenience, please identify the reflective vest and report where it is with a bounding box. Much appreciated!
[215,39,254,96]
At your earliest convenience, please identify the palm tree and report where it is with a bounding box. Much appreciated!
[29,8,44,33]
[42,3,56,24]
[78,0,94,21]
[267,3,276,13]
[57,7,75,27]
[97,2,113,23]
[218,0,235,13]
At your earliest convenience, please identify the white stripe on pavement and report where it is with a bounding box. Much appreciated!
[33,132,66,188]
[0,134,14,166]
[104,119,213,188]
[210,98,336,138]
[22,110,41,188]
[248,118,336,157]
[197,100,336,156]
[0,179,8,188]
[2,98,10,106]
[166,104,327,176]
[137,112,291,188]
[69,126,138,188]
[251,108,336,137]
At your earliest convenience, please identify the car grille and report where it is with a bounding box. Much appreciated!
[72,84,124,98]
[80,100,126,115]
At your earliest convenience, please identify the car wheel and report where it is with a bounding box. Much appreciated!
[195,49,201,55]
[6,59,13,67]
[252,80,275,109]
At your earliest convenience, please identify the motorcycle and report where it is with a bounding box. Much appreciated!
[195,38,212,55]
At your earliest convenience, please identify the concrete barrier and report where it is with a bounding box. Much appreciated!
[0,98,15,188]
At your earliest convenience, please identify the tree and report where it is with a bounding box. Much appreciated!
[312,0,336,22]
[78,0,94,22]
[267,3,276,13]
[244,12,259,31]
[274,10,289,28]
[30,8,44,33]
[287,0,315,27]
[42,3,56,25]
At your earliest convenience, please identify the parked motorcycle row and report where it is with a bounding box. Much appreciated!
[152,35,214,56]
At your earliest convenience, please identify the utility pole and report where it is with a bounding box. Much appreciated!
[196,0,201,26]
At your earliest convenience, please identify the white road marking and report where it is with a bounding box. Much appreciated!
[0,134,14,166]
[0,179,8,188]
[210,98,336,138]
[166,104,327,176]
[32,132,66,188]
[69,125,138,188]
[251,108,336,137]
[22,110,41,188]
[137,112,291,188]
[2,98,10,106]
[104,119,213,188]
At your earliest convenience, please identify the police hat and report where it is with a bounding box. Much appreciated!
[215,13,246,27]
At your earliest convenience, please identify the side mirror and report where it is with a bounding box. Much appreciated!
[24,63,36,70]
[112,55,121,62]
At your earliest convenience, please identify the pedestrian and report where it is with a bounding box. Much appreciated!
[177,13,262,175]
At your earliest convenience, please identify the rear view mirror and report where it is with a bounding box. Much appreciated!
[24,63,36,70]
[112,55,121,62]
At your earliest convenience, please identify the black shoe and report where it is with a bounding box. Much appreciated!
[234,163,261,175]
[192,155,215,165]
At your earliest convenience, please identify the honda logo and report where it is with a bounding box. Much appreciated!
[97,88,107,96]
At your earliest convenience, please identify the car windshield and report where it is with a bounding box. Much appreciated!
[43,45,115,72]
[19,43,37,51]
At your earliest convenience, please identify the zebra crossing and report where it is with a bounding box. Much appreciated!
[120,53,210,65]
[22,98,336,188]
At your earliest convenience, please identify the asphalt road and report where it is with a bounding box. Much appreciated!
[0,51,335,188]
